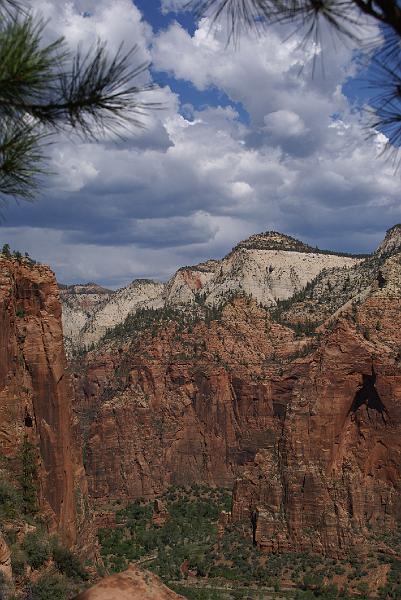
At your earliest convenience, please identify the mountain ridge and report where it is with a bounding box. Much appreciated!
[230,230,370,258]
[62,228,370,351]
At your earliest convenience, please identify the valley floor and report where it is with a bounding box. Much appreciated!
[97,486,401,600]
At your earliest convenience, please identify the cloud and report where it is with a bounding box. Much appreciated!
[2,2,400,287]
[263,110,307,138]
[35,0,152,61]
[160,0,189,14]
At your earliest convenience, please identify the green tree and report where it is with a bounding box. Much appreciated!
[27,571,70,600]
[22,532,50,570]
[0,0,156,202]
[52,542,87,581]
[188,0,401,151]
[19,436,39,515]
[1,242,11,256]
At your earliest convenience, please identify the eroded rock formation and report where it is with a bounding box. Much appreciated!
[73,299,298,501]
[71,228,401,555]
[62,231,361,351]
[232,254,401,556]
[0,258,84,544]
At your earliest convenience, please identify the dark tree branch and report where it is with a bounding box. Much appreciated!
[0,43,159,139]
[0,2,161,200]
[0,117,47,199]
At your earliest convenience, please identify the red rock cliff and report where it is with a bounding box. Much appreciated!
[73,251,401,555]
[0,257,79,544]
[73,299,309,501]
[232,258,401,556]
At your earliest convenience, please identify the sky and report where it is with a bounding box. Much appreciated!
[2,0,401,288]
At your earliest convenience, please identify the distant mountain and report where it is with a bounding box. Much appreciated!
[376,223,401,257]
[60,231,365,351]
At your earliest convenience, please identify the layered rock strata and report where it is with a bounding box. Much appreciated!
[0,258,82,544]
[232,255,401,556]
[74,298,299,501]
[72,229,401,555]
[62,231,361,350]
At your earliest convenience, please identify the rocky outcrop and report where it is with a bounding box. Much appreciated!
[73,298,300,501]
[0,258,82,544]
[62,231,361,352]
[78,280,165,349]
[163,244,360,311]
[73,565,184,600]
[376,223,401,257]
[0,533,11,581]
[231,254,401,556]
[60,283,112,353]
[71,227,401,556]
[152,499,169,527]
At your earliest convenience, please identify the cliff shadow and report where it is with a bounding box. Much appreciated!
[349,369,389,424]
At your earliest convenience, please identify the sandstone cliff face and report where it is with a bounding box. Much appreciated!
[77,280,165,349]
[74,299,298,501]
[72,231,401,556]
[0,258,80,544]
[60,283,112,353]
[62,231,361,351]
[232,255,401,556]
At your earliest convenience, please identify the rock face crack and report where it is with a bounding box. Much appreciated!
[349,369,389,424]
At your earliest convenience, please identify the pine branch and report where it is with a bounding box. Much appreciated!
[0,17,67,111]
[0,20,159,139]
[0,117,47,199]
[26,43,158,139]
[187,1,363,42]
[0,0,25,20]
[0,3,160,202]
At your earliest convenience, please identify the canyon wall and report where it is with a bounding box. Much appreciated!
[74,299,291,501]
[71,235,401,555]
[0,257,84,545]
[232,256,401,556]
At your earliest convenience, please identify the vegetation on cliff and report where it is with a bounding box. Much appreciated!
[0,244,37,266]
[0,472,88,599]
[232,231,369,259]
[97,486,401,599]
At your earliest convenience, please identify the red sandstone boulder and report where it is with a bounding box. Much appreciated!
[73,565,184,599]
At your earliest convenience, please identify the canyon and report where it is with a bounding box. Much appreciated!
[1,226,401,597]
[69,227,401,557]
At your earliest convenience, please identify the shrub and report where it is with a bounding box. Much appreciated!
[19,438,39,516]
[0,571,10,600]
[22,532,50,570]
[27,572,69,600]
[0,478,21,519]
[11,545,27,577]
[52,543,87,580]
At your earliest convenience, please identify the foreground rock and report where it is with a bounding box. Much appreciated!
[74,565,184,600]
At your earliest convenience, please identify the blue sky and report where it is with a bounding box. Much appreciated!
[1,0,400,287]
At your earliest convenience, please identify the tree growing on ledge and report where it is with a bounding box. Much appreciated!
[188,0,401,152]
[0,0,156,201]
[19,436,39,515]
